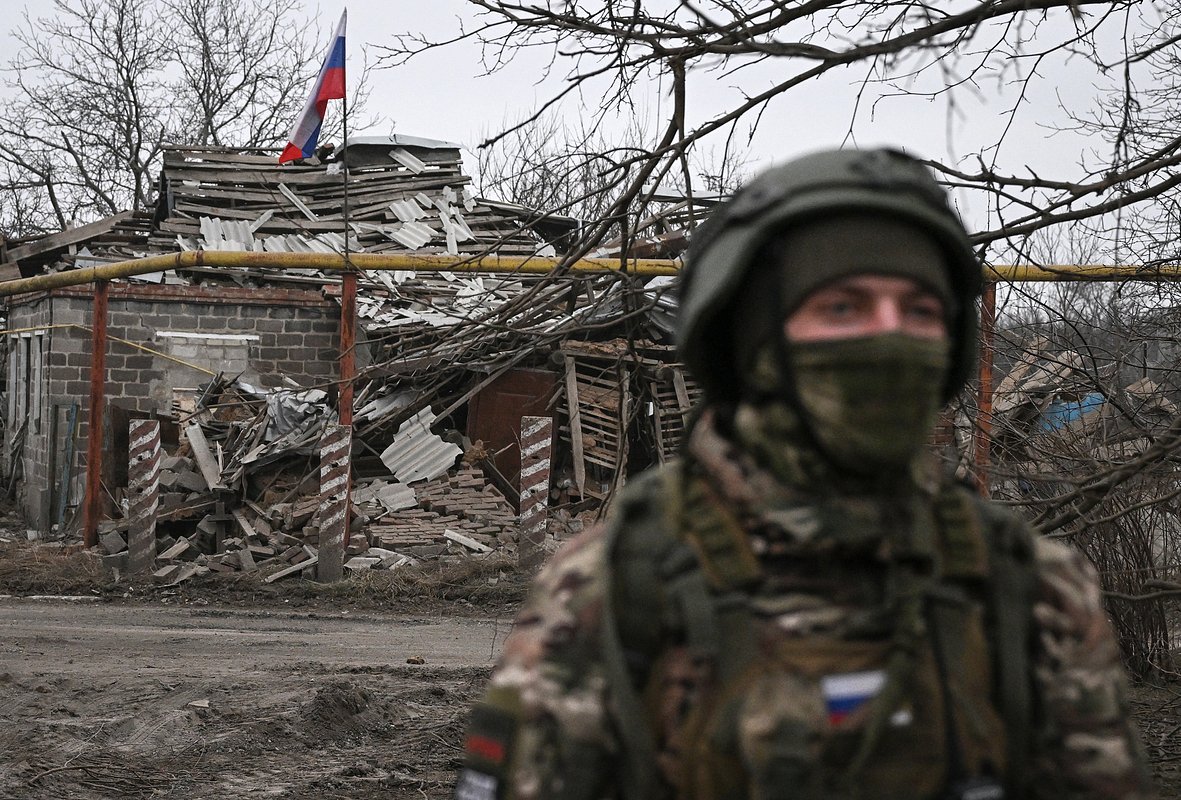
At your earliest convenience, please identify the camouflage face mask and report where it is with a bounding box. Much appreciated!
[789,334,951,475]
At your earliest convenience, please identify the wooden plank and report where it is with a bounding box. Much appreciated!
[672,368,693,420]
[651,394,667,463]
[263,555,319,583]
[163,149,287,165]
[575,405,627,431]
[184,424,227,491]
[231,508,259,540]
[584,451,622,470]
[278,183,319,220]
[564,356,587,498]
[444,528,492,554]
[165,161,463,185]
[7,211,135,262]
[613,377,632,497]
[165,185,293,204]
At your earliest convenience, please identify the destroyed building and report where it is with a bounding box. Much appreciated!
[0,136,703,580]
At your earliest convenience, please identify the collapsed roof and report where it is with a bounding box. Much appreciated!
[4,134,584,281]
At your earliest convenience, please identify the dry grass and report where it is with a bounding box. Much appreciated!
[270,553,533,610]
[346,554,532,606]
[0,540,107,595]
[0,530,532,614]
[146,553,534,613]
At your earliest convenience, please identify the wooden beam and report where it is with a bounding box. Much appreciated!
[564,356,586,498]
[184,423,227,491]
[7,211,135,263]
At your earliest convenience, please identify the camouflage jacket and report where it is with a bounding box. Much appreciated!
[457,419,1154,800]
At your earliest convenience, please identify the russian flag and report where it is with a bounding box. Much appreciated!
[279,10,347,164]
[821,670,885,727]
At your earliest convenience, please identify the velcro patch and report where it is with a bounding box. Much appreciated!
[465,733,507,764]
[463,703,517,774]
[821,669,885,726]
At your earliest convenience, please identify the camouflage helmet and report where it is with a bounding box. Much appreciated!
[677,147,981,404]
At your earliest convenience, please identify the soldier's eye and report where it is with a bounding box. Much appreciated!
[905,297,943,320]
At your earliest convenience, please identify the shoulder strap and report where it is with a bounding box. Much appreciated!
[936,485,1037,796]
[599,460,763,800]
[598,463,684,800]
[677,470,763,593]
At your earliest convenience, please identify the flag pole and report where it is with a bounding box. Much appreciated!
[338,11,355,430]
[331,8,356,583]
[341,81,352,264]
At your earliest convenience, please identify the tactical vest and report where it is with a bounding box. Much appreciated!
[599,461,1037,800]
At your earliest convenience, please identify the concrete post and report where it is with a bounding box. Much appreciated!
[126,420,161,575]
[519,415,553,570]
[317,423,351,582]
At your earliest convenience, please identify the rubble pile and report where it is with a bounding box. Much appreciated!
[366,464,519,554]
[3,141,707,585]
[86,261,697,586]
[98,405,519,583]
[25,140,574,279]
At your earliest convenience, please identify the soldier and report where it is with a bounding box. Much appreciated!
[455,148,1155,800]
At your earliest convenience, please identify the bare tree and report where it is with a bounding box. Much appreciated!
[384,2,1181,676]
[974,223,1181,674]
[169,0,320,149]
[380,2,1181,264]
[475,113,651,226]
[0,0,371,238]
[475,109,749,252]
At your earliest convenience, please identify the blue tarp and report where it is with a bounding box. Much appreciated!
[1040,392,1106,431]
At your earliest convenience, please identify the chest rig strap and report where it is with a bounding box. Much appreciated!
[936,489,1036,798]
[602,463,1036,800]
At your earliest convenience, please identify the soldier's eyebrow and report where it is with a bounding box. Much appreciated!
[820,286,870,301]
[905,288,944,303]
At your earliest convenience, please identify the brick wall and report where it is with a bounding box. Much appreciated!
[5,297,56,527]
[6,284,351,531]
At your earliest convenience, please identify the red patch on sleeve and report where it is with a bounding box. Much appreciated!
[465,734,507,763]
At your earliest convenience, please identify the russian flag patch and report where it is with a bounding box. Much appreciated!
[821,670,886,727]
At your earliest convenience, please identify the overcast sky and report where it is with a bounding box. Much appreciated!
[321,1,1121,216]
[0,0,1133,228]
[0,0,1118,170]
[344,0,1004,160]
[321,1,1133,239]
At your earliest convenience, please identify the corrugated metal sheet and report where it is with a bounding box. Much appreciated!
[390,198,427,222]
[197,217,358,255]
[355,392,413,423]
[390,221,434,249]
[390,147,426,174]
[379,408,462,484]
[352,480,417,512]
[346,133,463,151]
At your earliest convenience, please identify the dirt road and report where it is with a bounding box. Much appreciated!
[0,599,508,799]
[3,597,1179,799]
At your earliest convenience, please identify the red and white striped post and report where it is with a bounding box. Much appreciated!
[318,423,351,582]
[519,415,553,570]
[126,420,161,575]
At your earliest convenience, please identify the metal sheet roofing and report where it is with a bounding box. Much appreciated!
[379,407,463,484]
